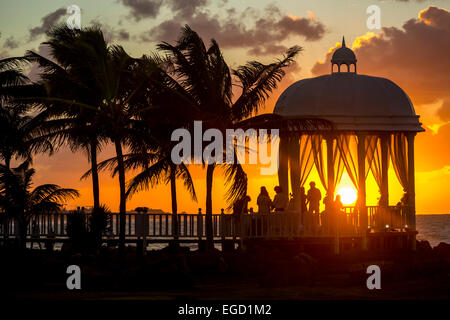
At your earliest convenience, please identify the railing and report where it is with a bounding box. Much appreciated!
[0,213,230,239]
[0,205,412,240]
[240,213,303,238]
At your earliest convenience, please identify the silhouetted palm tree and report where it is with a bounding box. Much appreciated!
[80,52,198,244]
[0,161,79,249]
[125,150,197,241]
[0,57,48,169]
[23,27,109,212]
[0,106,33,169]
[24,26,162,253]
[158,26,302,249]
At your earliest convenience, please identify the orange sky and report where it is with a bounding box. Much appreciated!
[3,2,449,215]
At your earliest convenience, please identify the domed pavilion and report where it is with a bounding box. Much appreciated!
[272,37,424,250]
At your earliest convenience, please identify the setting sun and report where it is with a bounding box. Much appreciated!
[336,187,357,205]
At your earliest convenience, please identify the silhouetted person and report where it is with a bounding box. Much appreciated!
[272,186,288,212]
[233,195,251,217]
[322,194,332,233]
[307,182,321,229]
[297,186,307,226]
[334,195,343,212]
[257,187,272,214]
[299,187,307,213]
[334,194,344,232]
[288,193,295,210]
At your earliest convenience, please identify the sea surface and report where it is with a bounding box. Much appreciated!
[416,214,450,247]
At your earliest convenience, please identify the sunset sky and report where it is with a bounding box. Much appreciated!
[0,0,449,214]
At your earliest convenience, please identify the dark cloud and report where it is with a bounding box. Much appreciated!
[29,8,66,40]
[3,36,19,49]
[120,0,163,21]
[89,19,130,42]
[120,0,210,21]
[311,6,450,108]
[143,5,326,55]
[117,30,130,41]
[419,5,450,32]
[167,0,208,18]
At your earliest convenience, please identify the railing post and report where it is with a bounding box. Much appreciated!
[357,133,368,251]
[197,208,203,242]
[220,208,226,251]
[239,213,246,250]
[143,213,148,255]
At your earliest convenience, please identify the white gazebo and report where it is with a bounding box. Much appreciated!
[273,37,424,250]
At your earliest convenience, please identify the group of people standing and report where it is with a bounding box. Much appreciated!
[233,181,345,232]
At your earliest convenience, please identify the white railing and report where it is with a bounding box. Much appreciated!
[0,205,412,240]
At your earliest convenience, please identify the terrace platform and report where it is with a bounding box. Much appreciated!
[0,205,417,254]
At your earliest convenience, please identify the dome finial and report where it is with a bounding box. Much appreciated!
[331,36,357,73]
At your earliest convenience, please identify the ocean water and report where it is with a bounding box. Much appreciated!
[416,214,450,247]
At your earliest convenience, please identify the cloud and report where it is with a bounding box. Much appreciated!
[437,99,450,121]
[2,36,19,49]
[117,30,130,41]
[311,6,450,109]
[121,0,211,21]
[167,0,208,18]
[89,19,131,42]
[120,0,163,21]
[310,6,450,174]
[143,5,326,55]
[27,44,53,82]
[29,8,66,40]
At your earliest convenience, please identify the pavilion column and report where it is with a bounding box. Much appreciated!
[357,133,368,250]
[326,135,335,198]
[325,135,338,254]
[380,134,390,207]
[407,132,416,250]
[289,136,301,210]
[278,134,289,196]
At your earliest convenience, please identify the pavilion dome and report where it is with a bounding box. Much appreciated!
[273,37,424,132]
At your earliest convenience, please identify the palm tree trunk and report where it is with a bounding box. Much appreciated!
[4,155,11,170]
[90,141,100,210]
[3,155,11,245]
[170,166,178,244]
[114,139,126,254]
[205,163,214,250]
[18,214,27,250]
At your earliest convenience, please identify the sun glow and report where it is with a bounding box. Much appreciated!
[336,186,357,205]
